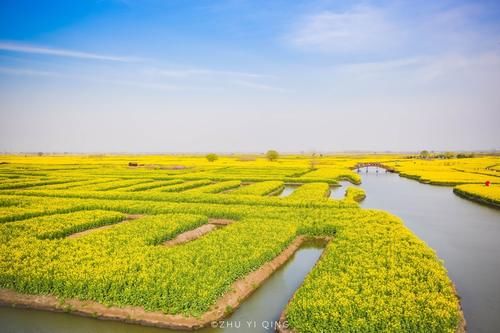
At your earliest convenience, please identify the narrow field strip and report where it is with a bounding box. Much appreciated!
[286,183,330,200]
[69,179,155,191]
[0,177,40,186]
[0,210,125,242]
[183,180,241,194]
[119,179,184,192]
[0,191,358,220]
[148,179,213,192]
[36,178,119,190]
[0,201,97,224]
[297,168,361,185]
[453,184,500,208]
[0,178,78,190]
[228,181,284,196]
[67,214,143,239]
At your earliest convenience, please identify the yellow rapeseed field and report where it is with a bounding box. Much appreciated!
[1,153,493,332]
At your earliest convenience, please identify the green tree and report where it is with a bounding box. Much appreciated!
[419,150,430,159]
[266,150,279,161]
[206,153,218,162]
[444,152,455,159]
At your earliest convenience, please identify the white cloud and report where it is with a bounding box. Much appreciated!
[288,3,499,56]
[334,52,500,84]
[289,6,400,53]
[0,41,282,92]
[0,41,141,62]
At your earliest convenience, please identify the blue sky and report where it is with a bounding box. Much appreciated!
[0,0,499,153]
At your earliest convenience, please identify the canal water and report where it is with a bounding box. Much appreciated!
[2,168,499,332]
[329,181,351,199]
[278,185,297,197]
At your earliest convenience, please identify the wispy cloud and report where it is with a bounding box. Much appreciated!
[333,52,500,84]
[413,52,500,82]
[231,79,288,93]
[150,68,272,79]
[0,42,283,92]
[0,66,62,77]
[335,57,427,74]
[289,6,400,53]
[0,65,179,91]
[288,3,499,56]
[145,67,284,92]
[102,78,179,91]
[0,41,141,62]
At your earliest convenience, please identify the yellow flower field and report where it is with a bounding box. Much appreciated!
[0,153,489,332]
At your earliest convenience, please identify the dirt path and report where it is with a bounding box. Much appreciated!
[208,218,234,226]
[163,219,235,246]
[0,235,326,330]
[67,214,143,239]
[163,224,218,246]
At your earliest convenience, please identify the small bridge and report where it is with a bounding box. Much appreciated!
[353,162,396,173]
